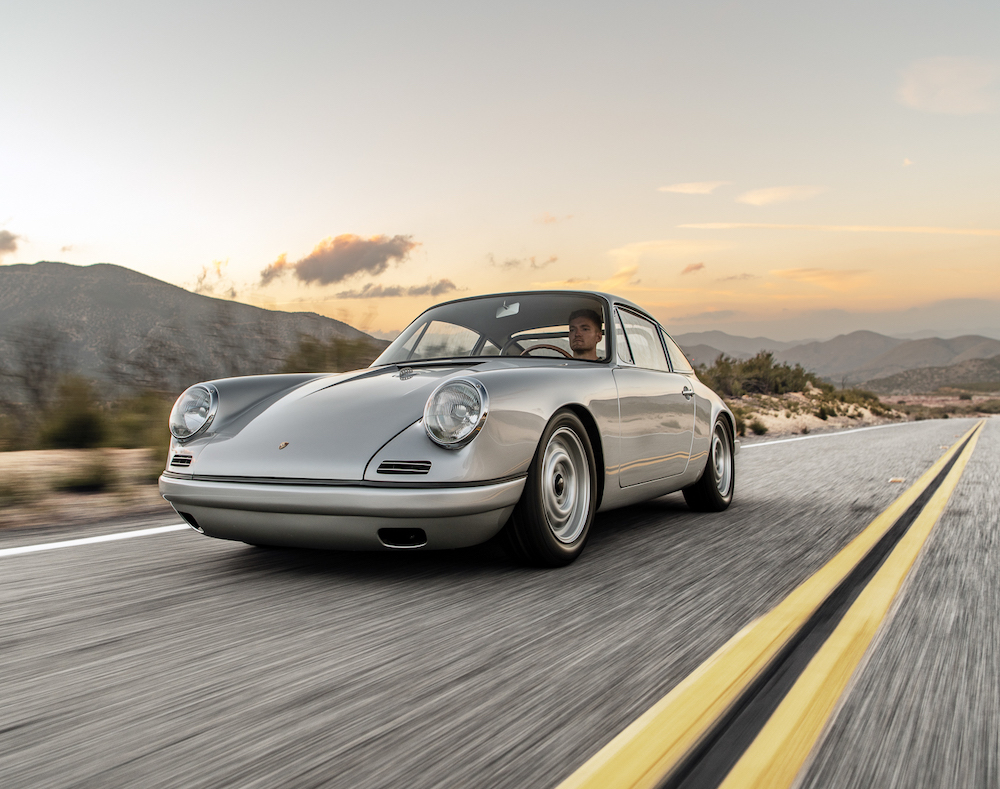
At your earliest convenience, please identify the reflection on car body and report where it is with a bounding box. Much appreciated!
[159,291,737,566]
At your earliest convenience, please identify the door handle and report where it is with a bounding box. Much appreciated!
[681,386,695,399]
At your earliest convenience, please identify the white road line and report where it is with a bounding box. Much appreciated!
[0,524,190,558]
[741,420,922,449]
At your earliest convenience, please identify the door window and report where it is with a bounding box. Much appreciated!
[618,311,669,372]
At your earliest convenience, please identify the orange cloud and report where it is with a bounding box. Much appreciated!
[682,263,705,274]
[260,234,419,286]
[658,181,731,194]
[680,222,1000,236]
[0,229,21,260]
[898,57,1000,115]
[536,212,573,224]
[736,186,826,206]
[771,267,869,290]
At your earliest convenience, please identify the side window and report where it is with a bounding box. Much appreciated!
[661,330,694,374]
[619,311,670,372]
[613,310,633,365]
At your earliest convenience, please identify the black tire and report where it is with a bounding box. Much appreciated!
[504,410,597,567]
[683,417,735,512]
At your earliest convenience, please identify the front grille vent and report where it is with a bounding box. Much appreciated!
[377,460,431,475]
[170,454,194,468]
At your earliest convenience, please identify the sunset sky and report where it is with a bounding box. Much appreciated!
[3,1,998,340]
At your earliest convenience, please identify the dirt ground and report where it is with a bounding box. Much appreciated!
[0,448,174,530]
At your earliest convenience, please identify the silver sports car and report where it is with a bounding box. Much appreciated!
[159,291,737,566]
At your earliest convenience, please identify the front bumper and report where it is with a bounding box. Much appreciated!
[158,474,525,550]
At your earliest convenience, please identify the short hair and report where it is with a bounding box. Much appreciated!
[568,308,603,331]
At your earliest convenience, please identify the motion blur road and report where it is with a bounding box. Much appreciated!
[1,418,996,788]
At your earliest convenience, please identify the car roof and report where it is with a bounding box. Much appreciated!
[426,290,659,326]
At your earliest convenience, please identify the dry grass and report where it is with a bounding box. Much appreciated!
[0,448,172,530]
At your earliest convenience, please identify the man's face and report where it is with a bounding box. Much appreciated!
[569,316,603,360]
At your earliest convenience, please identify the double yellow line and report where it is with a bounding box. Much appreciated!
[559,420,985,789]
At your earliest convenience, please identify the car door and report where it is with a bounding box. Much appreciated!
[613,308,696,486]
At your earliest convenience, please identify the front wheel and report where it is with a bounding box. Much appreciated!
[504,410,597,567]
[683,417,735,512]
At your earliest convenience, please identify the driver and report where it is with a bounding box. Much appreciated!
[568,309,603,361]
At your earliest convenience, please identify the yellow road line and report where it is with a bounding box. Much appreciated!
[719,419,984,789]
[556,421,983,789]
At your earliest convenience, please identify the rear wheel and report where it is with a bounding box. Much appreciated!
[683,417,735,512]
[504,410,597,567]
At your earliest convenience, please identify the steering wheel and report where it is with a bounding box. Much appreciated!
[520,344,573,358]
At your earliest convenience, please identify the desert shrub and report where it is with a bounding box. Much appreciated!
[0,473,33,508]
[959,393,972,401]
[816,405,832,420]
[51,460,117,493]
[106,391,173,450]
[38,377,107,449]
[976,399,1000,414]
[749,418,768,435]
[698,352,827,397]
[282,336,383,373]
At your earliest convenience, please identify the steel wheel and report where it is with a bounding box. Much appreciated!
[683,416,735,512]
[503,410,597,566]
[540,427,591,543]
[711,421,733,497]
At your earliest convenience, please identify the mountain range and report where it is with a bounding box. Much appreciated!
[2,261,997,396]
[675,329,1000,388]
[0,261,379,395]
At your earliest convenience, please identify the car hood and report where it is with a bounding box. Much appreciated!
[193,365,474,481]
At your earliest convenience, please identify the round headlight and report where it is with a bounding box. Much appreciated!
[423,378,489,449]
[169,384,218,441]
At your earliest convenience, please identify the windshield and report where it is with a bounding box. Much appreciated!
[373,293,609,365]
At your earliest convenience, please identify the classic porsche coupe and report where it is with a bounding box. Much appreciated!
[159,291,737,566]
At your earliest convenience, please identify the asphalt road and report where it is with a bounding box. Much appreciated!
[0,417,996,789]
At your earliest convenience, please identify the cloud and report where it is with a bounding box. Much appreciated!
[681,263,705,275]
[537,212,573,224]
[676,309,740,322]
[736,186,826,206]
[679,222,1000,237]
[260,233,418,286]
[898,57,999,115]
[336,279,457,299]
[60,244,74,253]
[536,264,641,291]
[193,259,239,299]
[903,158,913,167]
[658,181,731,195]
[771,268,869,290]
[489,254,558,270]
[0,230,21,259]
[717,273,759,281]
[609,239,731,264]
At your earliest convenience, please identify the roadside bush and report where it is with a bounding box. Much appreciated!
[749,418,768,435]
[105,391,173,450]
[282,336,383,373]
[51,460,117,493]
[698,352,827,397]
[38,377,107,449]
[816,405,832,420]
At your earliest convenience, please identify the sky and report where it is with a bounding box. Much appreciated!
[2,0,998,340]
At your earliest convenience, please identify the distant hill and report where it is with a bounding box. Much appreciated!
[678,326,1000,392]
[0,261,382,396]
[776,331,906,382]
[849,336,1000,382]
[862,354,1000,395]
[673,330,800,358]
